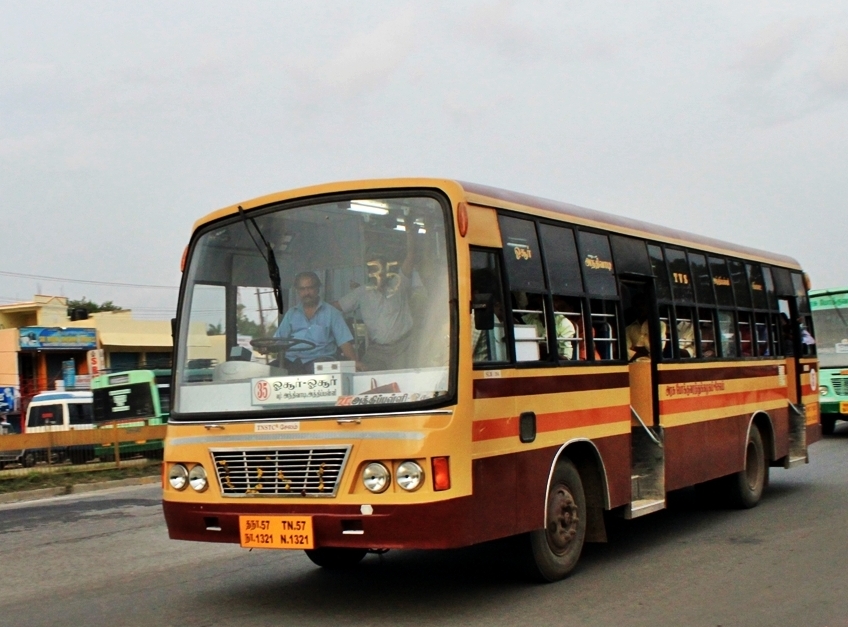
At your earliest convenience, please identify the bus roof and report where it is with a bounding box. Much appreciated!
[192,178,802,270]
[30,391,93,403]
[810,287,848,296]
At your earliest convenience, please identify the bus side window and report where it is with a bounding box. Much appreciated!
[512,291,547,362]
[590,299,619,360]
[754,313,771,356]
[699,309,717,358]
[659,305,673,359]
[552,295,586,361]
[470,250,508,364]
[675,306,696,359]
[738,312,754,357]
[718,311,738,357]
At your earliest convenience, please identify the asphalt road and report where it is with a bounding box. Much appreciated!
[3,427,848,627]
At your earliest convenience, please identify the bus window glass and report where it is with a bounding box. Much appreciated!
[471,250,508,364]
[590,299,619,360]
[747,264,768,310]
[709,257,735,308]
[578,232,617,297]
[718,311,738,357]
[68,403,93,425]
[676,306,696,359]
[176,195,452,417]
[539,224,583,295]
[665,248,694,303]
[810,292,848,368]
[773,267,793,297]
[499,216,545,292]
[699,310,717,357]
[754,312,771,356]
[738,311,753,357]
[792,273,810,313]
[729,260,752,309]
[552,296,585,361]
[658,305,673,359]
[647,245,672,302]
[610,236,651,276]
[762,267,777,310]
[689,253,715,305]
[512,292,547,362]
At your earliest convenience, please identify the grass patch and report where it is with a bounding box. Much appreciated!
[0,462,161,494]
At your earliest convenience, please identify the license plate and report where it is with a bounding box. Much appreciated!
[841,402,848,414]
[239,516,314,549]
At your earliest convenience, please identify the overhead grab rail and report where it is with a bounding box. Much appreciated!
[630,406,663,448]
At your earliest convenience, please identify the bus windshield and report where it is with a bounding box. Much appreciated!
[811,290,848,368]
[174,193,453,419]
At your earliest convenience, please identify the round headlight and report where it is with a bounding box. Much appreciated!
[820,385,829,397]
[168,464,188,490]
[362,462,390,493]
[189,464,208,492]
[396,461,424,492]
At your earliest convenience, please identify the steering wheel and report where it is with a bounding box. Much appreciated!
[250,337,318,353]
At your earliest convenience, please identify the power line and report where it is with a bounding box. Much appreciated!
[0,270,178,290]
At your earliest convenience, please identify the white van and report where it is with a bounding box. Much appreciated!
[23,391,95,466]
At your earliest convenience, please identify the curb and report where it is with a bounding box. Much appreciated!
[0,475,161,505]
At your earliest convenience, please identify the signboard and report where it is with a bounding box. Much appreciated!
[62,359,76,389]
[19,327,97,350]
[87,349,105,377]
[0,387,16,413]
[251,374,349,406]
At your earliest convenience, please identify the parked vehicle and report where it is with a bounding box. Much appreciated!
[23,391,95,466]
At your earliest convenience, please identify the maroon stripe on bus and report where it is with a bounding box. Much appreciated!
[657,364,779,385]
[473,371,629,399]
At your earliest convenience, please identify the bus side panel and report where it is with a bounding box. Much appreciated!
[658,362,788,491]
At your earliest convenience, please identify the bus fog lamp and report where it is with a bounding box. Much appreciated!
[189,464,208,492]
[169,464,189,490]
[396,461,423,491]
[363,462,390,493]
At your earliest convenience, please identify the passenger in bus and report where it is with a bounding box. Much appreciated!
[524,296,577,360]
[626,293,666,361]
[334,222,417,371]
[274,272,359,375]
[677,319,696,358]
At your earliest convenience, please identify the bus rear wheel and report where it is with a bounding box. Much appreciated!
[822,415,837,436]
[304,548,367,570]
[727,427,767,509]
[526,458,586,582]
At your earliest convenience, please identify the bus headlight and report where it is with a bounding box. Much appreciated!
[168,464,189,490]
[396,461,424,492]
[362,462,390,493]
[189,465,208,492]
[821,385,829,397]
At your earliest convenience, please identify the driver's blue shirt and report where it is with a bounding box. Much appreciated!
[274,300,353,363]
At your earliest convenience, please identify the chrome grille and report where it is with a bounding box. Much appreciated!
[211,446,351,497]
[833,377,848,397]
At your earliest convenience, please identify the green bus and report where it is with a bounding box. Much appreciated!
[91,369,170,458]
[810,288,848,434]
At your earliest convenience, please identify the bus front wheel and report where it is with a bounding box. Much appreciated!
[822,415,837,436]
[304,548,367,570]
[526,458,586,582]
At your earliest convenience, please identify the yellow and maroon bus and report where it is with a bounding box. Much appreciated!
[162,178,819,581]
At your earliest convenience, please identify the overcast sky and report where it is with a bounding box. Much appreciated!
[2,1,847,319]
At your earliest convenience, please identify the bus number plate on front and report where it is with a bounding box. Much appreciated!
[238,516,314,550]
[841,402,848,414]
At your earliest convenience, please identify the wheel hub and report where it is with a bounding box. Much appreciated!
[546,484,579,554]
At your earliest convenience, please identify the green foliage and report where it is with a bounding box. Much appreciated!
[207,323,224,336]
[67,297,124,314]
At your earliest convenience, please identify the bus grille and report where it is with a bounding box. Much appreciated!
[210,446,351,497]
[833,377,848,397]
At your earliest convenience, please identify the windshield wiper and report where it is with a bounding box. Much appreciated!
[238,206,283,316]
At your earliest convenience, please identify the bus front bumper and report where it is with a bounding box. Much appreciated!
[162,497,475,550]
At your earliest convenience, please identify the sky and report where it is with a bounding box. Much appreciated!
[2,1,847,320]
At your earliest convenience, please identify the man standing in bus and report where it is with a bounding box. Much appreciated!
[335,220,417,371]
[275,272,359,375]
[626,292,665,361]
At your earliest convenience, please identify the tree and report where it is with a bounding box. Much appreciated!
[67,297,124,316]
[207,323,224,336]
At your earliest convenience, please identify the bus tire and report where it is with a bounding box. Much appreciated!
[728,427,767,509]
[527,458,586,582]
[22,451,36,468]
[822,415,837,436]
[304,548,367,570]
